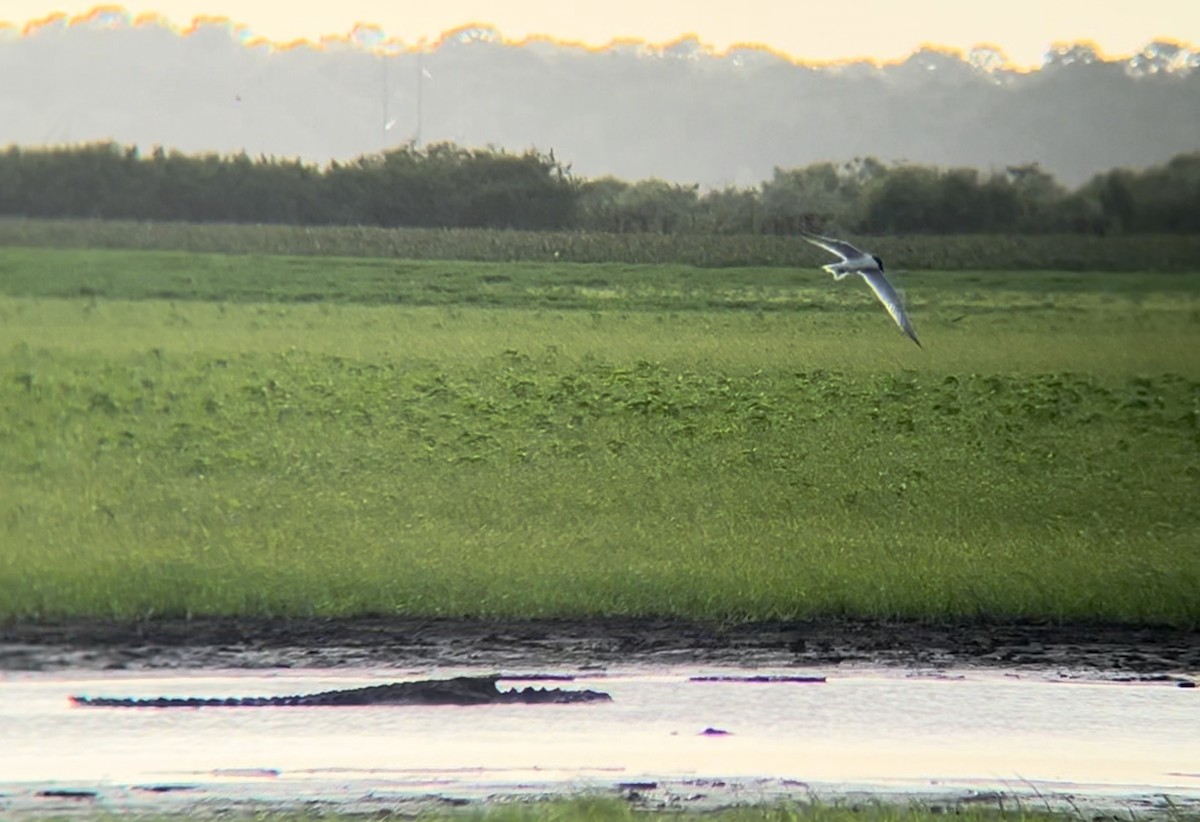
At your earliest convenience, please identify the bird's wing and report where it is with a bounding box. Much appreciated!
[861,270,921,347]
[799,232,865,262]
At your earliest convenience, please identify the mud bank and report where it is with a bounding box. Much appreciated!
[3,616,1197,674]
[4,776,1197,821]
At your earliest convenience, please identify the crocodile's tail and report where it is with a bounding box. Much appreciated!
[70,695,302,707]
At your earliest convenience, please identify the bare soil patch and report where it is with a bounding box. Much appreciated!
[2,616,1197,676]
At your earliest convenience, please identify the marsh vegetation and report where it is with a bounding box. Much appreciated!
[1,245,1197,625]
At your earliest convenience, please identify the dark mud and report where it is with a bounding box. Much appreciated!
[2,616,1197,675]
[4,617,1199,820]
[5,777,1195,821]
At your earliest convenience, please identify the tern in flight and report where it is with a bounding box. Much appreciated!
[800,232,921,347]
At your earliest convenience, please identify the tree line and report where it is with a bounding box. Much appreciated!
[1,142,1196,235]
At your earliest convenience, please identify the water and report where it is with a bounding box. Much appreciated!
[1,667,1197,809]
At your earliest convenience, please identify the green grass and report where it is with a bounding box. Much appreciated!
[1,247,1198,625]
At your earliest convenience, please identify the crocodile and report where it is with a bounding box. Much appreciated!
[69,675,612,708]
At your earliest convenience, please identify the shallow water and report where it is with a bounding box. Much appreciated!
[1,666,1197,813]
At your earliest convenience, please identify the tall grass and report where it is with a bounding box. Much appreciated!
[1,252,1197,624]
[220,797,1087,822]
[3,217,1200,270]
[399,797,1090,822]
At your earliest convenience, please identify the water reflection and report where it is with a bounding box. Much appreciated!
[1,668,1196,796]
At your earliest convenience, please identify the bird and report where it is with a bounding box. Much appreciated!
[800,232,921,347]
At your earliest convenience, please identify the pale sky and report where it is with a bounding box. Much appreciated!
[3,0,1197,67]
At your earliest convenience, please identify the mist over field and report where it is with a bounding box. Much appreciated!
[1,16,1197,187]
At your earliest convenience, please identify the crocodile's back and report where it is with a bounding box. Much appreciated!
[70,676,612,708]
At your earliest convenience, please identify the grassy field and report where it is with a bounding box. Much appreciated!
[1,246,1198,625]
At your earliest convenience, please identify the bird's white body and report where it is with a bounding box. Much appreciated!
[800,232,921,346]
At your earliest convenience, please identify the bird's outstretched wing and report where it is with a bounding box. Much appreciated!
[800,232,866,262]
[862,270,921,347]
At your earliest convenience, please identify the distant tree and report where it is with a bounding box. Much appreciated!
[1054,192,1107,235]
[1005,163,1069,231]
[859,164,1029,233]
[616,179,699,233]
[0,147,20,214]
[576,177,630,232]
[697,186,759,234]
[859,165,940,233]
[1044,42,1102,68]
[1147,152,1200,232]
[0,141,1196,235]
[576,177,698,233]
[1129,41,1192,75]
[318,142,576,229]
[320,157,373,224]
[456,148,576,229]
[760,163,858,234]
[1077,152,1200,234]
[1096,171,1138,233]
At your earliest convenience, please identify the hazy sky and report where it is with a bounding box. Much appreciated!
[3,0,1197,66]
